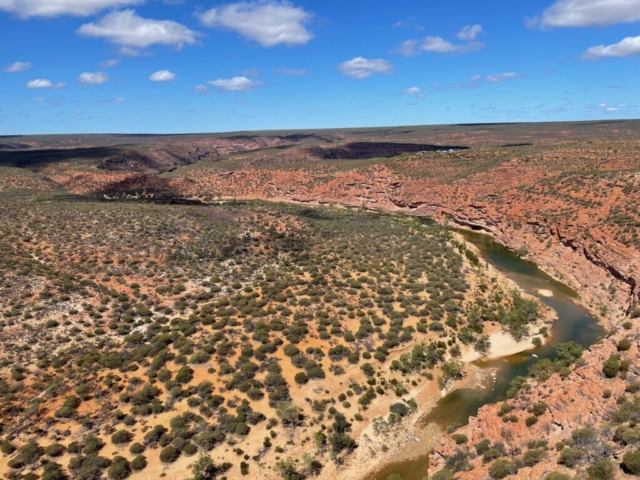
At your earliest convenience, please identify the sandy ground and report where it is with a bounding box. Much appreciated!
[460,329,546,363]
[0,220,562,480]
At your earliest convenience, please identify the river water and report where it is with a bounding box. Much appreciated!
[370,225,604,480]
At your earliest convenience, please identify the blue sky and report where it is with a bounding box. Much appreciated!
[0,0,638,134]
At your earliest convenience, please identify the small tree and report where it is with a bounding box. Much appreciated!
[602,354,620,378]
[360,363,375,377]
[488,459,516,479]
[276,401,304,428]
[108,456,131,480]
[111,429,133,444]
[187,454,229,480]
[160,445,181,463]
[41,462,68,480]
[473,335,491,355]
[275,457,305,480]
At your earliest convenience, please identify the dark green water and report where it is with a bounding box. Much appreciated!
[370,224,604,480]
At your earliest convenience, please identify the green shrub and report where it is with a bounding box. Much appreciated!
[603,354,620,378]
[360,363,375,377]
[545,474,570,480]
[475,439,491,455]
[390,403,410,418]
[483,449,501,463]
[525,416,538,427]
[131,455,147,471]
[522,448,545,467]
[623,449,640,475]
[531,402,548,416]
[452,434,468,445]
[108,456,131,480]
[175,366,194,384]
[19,441,43,464]
[618,338,632,351]
[557,447,584,468]
[431,469,454,480]
[41,462,67,480]
[129,443,145,454]
[183,442,198,456]
[111,429,133,444]
[160,445,181,463]
[586,458,615,480]
[488,459,516,479]
[44,443,66,457]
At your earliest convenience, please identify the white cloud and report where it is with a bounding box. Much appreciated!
[532,0,640,28]
[79,71,109,85]
[275,67,307,75]
[149,70,176,81]
[458,24,483,41]
[193,85,207,93]
[198,0,313,47]
[397,39,420,56]
[27,79,67,89]
[112,96,125,102]
[393,17,424,31]
[402,86,425,98]
[209,76,261,91]
[32,97,45,101]
[117,47,137,56]
[397,35,483,56]
[422,36,459,53]
[0,0,142,18]
[4,61,31,73]
[597,101,628,113]
[583,35,640,59]
[485,72,522,83]
[100,59,120,68]
[27,78,53,88]
[78,10,199,48]
[27,79,51,88]
[338,57,394,79]
[457,73,522,88]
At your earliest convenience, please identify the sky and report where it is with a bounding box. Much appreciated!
[0,0,638,134]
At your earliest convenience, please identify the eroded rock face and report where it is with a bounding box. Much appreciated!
[429,334,638,478]
[172,159,639,314]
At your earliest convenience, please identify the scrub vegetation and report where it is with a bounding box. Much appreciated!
[0,191,544,479]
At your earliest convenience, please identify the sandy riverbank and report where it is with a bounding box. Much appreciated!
[336,363,493,480]
[460,329,546,364]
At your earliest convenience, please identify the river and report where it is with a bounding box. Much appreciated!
[371,224,604,480]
